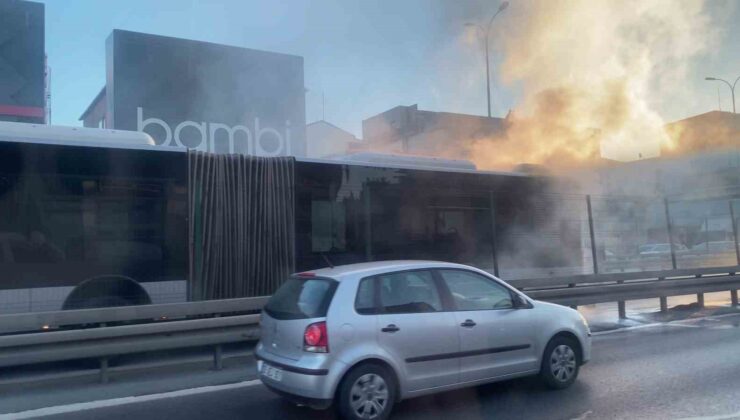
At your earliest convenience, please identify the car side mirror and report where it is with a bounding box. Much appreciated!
[512,293,531,309]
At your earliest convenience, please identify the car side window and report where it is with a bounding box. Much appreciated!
[377,270,442,314]
[439,270,513,311]
[355,277,377,315]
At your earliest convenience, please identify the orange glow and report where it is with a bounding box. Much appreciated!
[465,0,717,170]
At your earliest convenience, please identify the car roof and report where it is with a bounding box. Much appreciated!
[298,260,478,281]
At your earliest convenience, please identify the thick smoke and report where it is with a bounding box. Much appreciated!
[466,0,718,171]
[455,1,738,274]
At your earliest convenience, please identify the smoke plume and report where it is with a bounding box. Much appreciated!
[467,0,718,171]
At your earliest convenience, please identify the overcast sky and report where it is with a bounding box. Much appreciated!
[40,0,740,138]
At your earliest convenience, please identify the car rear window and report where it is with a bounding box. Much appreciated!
[263,277,337,320]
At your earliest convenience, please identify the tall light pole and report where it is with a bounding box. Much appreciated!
[466,1,509,118]
[705,76,739,114]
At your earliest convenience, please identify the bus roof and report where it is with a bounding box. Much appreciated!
[300,156,529,177]
[0,122,529,178]
[0,121,179,153]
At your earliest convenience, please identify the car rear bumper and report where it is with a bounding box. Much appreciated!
[255,346,345,401]
[262,382,333,410]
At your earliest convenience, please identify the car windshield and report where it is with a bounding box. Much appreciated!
[1,1,739,419]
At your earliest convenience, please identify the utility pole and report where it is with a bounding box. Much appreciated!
[465,1,509,118]
[706,76,739,114]
[717,86,722,111]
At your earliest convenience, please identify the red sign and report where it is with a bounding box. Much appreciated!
[0,105,45,118]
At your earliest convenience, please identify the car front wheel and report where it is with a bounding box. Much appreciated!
[540,336,580,389]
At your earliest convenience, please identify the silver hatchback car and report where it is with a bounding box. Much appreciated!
[256,261,591,419]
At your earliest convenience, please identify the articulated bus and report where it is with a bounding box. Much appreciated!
[0,122,580,315]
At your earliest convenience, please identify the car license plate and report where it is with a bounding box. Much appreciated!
[261,363,283,382]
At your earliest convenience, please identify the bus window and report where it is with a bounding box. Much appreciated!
[0,143,188,311]
[311,200,346,252]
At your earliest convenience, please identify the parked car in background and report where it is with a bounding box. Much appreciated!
[638,243,689,258]
[256,261,591,420]
[690,241,737,255]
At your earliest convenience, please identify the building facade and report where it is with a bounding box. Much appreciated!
[360,104,506,159]
[663,111,740,157]
[305,120,361,158]
[80,30,307,157]
[0,0,45,124]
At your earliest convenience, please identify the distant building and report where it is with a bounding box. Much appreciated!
[79,30,306,156]
[663,111,740,157]
[360,104,505,159]
[79,87,106,128]
[576,148,740,259]
[0,0,45,124]
[580,111,740,197]
[586,149,740,199]
[561,111,739,261]
[305,120,361,158]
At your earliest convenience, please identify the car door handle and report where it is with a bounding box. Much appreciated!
[460,319,477,328]
[381,324,400,333]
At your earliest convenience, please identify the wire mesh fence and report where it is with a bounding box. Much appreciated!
[497,193,592,280]
[497,193,740,279]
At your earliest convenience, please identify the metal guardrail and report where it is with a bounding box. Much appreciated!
[0,296,268,382]
[513,265,740,318]
[1,266,739,382]
[527,272,740,304]
[0,296,269,335]
[507,265,740,289]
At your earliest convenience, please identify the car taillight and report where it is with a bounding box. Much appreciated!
[303,321,328,353]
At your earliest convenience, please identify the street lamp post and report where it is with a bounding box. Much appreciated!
[706,76,740,114]
[466,1,509,118]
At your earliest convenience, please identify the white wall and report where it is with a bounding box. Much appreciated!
[306,121,361,158]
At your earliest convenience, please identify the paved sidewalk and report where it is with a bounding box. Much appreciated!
[579,290,740,332]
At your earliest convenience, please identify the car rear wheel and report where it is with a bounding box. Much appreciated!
[338,363,396,420]
[540,336,580,389]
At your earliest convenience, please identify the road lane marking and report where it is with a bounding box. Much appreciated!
[666,323,703,328]
[591,322,665,335]
[569,409,593,420]
[0,379,263,419]
[705,313,740,321]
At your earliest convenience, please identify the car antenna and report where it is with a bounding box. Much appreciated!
[321,253,334,269]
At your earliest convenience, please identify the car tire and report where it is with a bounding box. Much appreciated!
[540,336,580,389]
[338,363,397,420]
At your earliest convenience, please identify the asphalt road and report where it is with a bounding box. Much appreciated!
[16,314,740,420]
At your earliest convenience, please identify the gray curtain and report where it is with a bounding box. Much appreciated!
[188,151,295,300]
